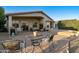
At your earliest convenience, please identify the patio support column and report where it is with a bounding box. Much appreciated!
[49,22,51,29]
[53,22,55,29]
[19,21,22,32]
[8,16,12,34]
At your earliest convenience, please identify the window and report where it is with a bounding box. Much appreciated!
[33,22,37,28]
[12,23,19,28]
[39,24,43,29]
[47,25,49,28]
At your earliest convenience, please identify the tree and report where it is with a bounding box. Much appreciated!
[0,7,6,31]
[57,21,65,29]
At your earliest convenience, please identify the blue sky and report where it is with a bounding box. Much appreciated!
[2,6,79,21]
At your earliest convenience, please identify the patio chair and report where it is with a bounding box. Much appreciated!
[49,34,54,42]
[31,38,42,52]
[47,34,55,52]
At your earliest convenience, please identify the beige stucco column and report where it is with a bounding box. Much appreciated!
[19,21,22,32]
[8,16,12,34]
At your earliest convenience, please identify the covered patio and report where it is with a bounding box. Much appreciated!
[8,16,44,32]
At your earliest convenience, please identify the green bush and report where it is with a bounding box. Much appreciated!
[57,19,79,30]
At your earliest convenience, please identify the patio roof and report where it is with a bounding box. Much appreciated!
[12,16,44,19]
[6,11,54,22]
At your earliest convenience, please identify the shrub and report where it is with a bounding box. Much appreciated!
[57,19,79,30]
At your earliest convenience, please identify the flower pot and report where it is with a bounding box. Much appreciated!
[2,40,20,50]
